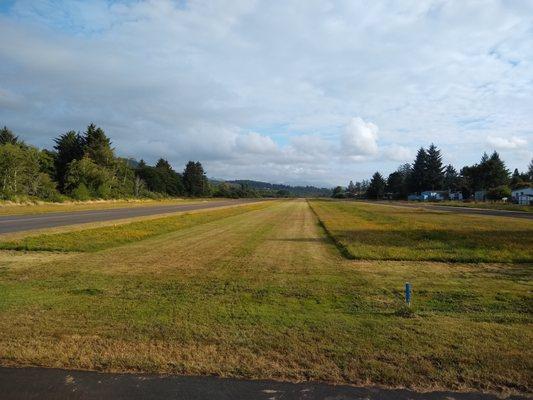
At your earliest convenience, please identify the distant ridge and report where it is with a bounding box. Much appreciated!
[226,179,332,197]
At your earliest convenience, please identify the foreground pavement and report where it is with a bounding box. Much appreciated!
[0,199,261,234]
[0,367,527,400]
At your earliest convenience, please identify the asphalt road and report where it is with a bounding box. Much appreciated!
[369,201,533,220]
[0,367,527,400]
[0,199,262,234]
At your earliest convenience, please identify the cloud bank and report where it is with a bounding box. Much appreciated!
[0,0,532,186]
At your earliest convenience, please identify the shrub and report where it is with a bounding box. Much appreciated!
[71,183,91,201]
[487,185,512,200]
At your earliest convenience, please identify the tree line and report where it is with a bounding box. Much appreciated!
[334,144,533,200]
[0,124,211,201]
[0,124,331,201]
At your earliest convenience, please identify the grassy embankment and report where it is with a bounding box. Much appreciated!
[308,200,533,263]
[0,200,531,395]
[0,198,215,216]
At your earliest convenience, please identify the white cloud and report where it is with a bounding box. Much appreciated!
[487,135,527,150]
[0,0,532,185]
[235,132,278,154]
[341,117,379,156]
[382,145,413,162]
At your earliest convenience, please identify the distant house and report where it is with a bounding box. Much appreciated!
[474,190,487,201]
[420,190,447,201]
[449,191,463,201]
[512,187,533,205]
[408,191,449,201]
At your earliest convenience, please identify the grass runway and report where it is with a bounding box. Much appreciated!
[0,199,531,395]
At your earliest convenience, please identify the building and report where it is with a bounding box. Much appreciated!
[449,191,463,201]
[420,191,447,201]
[474,190,487,201]
[512,187,533,205]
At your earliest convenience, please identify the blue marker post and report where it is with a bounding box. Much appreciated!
[405,282,412,307]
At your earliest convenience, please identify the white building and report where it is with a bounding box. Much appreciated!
[449,192,463,201]
[512,187,533,205]
[420,191,446,201]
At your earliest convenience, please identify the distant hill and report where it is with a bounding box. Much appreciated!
[226,180,332,197]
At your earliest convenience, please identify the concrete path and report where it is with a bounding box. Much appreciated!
[0,199,262,234]
[367,201,533,220]
[0,367,526,400]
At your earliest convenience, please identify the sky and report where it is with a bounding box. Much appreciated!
[0,0,532,187]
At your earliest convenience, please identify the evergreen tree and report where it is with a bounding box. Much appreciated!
[331,186,345,198]
[366,172,386,199]
[510,168,526,189]
[477,152,490,189]
[485,151,510,188]
[408,147,427,193]
[53,131,85,191]
[528,159,533,181]
[136,163,165,193]
[155,158,184,196]
[0,126,20,145]
[84,124,114,167]
[443,164,460,191]
[183,161,209,196]
[386,171,404,199]
[425,143,444,190]
[347,180,356,197]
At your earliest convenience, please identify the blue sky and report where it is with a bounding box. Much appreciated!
[0,0,532,186]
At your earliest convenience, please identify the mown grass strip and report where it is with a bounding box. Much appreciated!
[308,199,533,263]
[438,201,532,213]
[0,202,272,252]
[307,200,354,259]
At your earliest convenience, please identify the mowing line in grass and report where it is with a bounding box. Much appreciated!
[308,199,533,263]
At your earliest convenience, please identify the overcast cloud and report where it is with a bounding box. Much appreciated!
[0,0,532,186]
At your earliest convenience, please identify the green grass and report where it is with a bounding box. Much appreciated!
[0,200,531,395]
[0,202,271,252]
[0,198,209,216]
[438,201,532,213]
[309,200,533,263]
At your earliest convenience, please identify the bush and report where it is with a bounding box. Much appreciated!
[35,173,63,202]
[71,183,91,201]
[96,183,111,199]
[487,185,512,200]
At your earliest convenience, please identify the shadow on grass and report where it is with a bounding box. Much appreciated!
[268,237,328,243]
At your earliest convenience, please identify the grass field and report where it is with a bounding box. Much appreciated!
[438,201,532,213]
[309,200,533,263]
[0,200,531,395]
[0,198,211,216]
[0,202,271,252]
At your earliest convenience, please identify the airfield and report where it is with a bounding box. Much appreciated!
[0,199,531,398]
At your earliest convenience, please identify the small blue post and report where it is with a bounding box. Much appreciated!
[405,282,412,306]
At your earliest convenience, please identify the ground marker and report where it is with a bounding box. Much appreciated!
[405,282,412,306]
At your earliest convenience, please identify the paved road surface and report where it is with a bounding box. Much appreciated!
[0,367,526,400]
[0,200,262,234]
[368,201,533,220]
